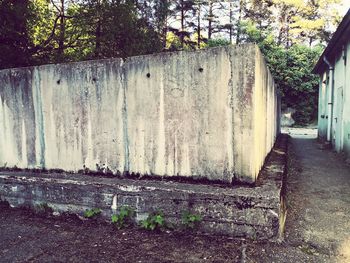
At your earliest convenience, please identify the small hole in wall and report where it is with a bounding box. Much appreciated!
[57,79,61,84]
[92,77,97,82]
[199,67,204,72]
[146,73,151,78]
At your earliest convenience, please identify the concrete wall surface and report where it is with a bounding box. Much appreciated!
[0,44,279,183]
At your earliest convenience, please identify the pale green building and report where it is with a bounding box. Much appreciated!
[313,9,350,158]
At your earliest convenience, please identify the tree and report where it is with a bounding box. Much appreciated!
[288,0,342,46]
[153,0,172,49]
[0,0,34,68]
[272,0,342,47]
[203,0,216,40]
[168,0,197,49]
[60,0,163,59]
[243,0,274,30]
[238,21,323,124]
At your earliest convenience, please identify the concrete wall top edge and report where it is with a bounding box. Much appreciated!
[0,43,258,73]
[0,57,125,74]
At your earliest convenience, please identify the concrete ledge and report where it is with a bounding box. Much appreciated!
[0,135,288,240]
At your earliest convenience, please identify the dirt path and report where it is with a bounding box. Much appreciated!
[243,131,350,263]
[0,130,349,262]
[283,133,350,262]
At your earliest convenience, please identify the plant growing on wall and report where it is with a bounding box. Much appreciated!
[84,208,101,219]
[111,206,135,229]
[181,211,202,229]
[140,211,166,231]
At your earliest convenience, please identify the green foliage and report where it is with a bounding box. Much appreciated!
[140,212,165,231]
[233,1,340,125]
[206,38,231,48]
[238,0,342,47]
[0,0,34,68]
[238,21,323,125]
[181,211,202,229]
[79,0,162,59]
[0,0,341,69]
[0,0,164,69]
[84,208,101,219]
[111,206,135,229]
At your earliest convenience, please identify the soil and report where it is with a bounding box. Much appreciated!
[0,204,244,263]
[1,130,349,263]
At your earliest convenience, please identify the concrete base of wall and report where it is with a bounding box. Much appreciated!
[0,135,288,240]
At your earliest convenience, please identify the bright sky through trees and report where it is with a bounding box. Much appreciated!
[339,0,350,15]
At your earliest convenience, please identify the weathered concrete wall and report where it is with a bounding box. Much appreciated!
[0,44,279,183]
[0,134,289,240]
[253,48,280,179]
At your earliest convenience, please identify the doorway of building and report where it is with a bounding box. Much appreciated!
[334,86,344,152]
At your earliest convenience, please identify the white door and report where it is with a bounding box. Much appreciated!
[335,86,344,152]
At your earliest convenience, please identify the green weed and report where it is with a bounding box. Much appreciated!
[140,212,165,231]
[111,206,135,229]
[84,208,102,218]
[181,211,202,229]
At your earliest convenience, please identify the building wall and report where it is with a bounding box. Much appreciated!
[0,44,279,183]
[317,71,328,140]
[318,40,350,158]
[342,40,350,156]
[333,52,344,151]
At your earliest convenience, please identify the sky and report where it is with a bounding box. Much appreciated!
[339,0,350,16]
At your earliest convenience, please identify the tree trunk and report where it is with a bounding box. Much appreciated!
[162,22,168,49]
[95,21,101,58]
[208,1,212,40]
[181,0,184,48]
[236,0,242,44]
[229,2,233,44]
[95,1,102,58]
[161,0,169,49]
[197,2,200,49]
[57,0,65,62]
[309,37,313,47]
[285,11,290,49]
[277,26,283,45]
